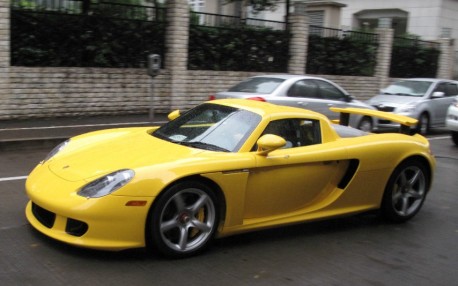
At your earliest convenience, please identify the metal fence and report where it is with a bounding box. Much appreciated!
[191,12,287,30]
[309,25,379,43]
[10,1,166,68]
[11,0,166,22]
[393,36,440,49]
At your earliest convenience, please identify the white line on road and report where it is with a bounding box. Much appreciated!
[0,176,28,182]
[428,136,451,141]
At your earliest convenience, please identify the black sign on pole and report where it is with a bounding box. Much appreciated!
[147,54,161,121]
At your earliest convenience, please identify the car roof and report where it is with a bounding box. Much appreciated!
[397,78,457,83]
[250,74,325,81]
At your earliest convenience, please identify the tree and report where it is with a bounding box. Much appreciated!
[225,0,290,22]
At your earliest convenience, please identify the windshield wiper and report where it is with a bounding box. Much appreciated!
[394,93,413,96]
[179,141,230,152]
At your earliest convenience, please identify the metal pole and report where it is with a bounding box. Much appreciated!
[149,80,155,121]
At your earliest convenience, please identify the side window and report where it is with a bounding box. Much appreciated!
[287,80,319,98]
[445,83,458,96]
[315,80,346,100]
[434,82,447,94]
[258,119,321,149]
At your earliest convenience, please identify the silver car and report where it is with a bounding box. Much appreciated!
[213,75,376,131]
[366,78,458,134]
[445,96,458,145]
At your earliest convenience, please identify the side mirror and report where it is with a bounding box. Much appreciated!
[432,91,445,98]
[344,95,353,102]
[256,134,286,156]
[168,110,181,121]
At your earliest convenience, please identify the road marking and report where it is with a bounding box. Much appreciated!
[428,136,451,141]
[0,176,28,182]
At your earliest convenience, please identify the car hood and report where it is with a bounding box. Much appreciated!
[349,99,375,109]
[47,127,206,182]
[216,91,265,99]
[366,94,423,107]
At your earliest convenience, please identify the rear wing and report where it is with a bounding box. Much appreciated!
[330,107,418,135]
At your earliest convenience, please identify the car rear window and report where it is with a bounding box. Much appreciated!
[228,77,285,94]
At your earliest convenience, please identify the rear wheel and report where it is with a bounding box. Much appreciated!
[357,116,373,132]
[381,159,429,223]
[451,131,458,146]
[147,181,219,258]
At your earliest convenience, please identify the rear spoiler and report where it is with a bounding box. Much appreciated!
[330,107,418,135]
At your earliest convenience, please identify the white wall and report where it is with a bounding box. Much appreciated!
[338,0,458,41]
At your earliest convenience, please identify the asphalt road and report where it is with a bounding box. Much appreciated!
[0,134,457,286]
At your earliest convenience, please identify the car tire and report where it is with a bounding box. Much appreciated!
[451,131,458,146]
[416,113,430,135]
[381,159,429,223]
[357,116,373,132]
[147,181,219,258]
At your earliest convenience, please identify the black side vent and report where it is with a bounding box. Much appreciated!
[338,159,359,189]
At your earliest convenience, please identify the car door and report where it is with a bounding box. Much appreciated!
[267,79,327,114]
[313,79,354,120]
[243,118,350,219]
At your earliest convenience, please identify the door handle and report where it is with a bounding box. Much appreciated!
[298,102,308,106]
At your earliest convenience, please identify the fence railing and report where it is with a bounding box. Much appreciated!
[309,25,379,43]
[11,0,166,22]
[191,12,287,30]
[393,36,440,49]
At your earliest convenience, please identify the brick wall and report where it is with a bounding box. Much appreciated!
[0,0,454,120]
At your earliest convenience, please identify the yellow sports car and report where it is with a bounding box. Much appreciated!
[25,99,435,258]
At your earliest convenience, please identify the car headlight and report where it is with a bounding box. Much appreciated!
[77,169,135,198]
[397,104,417,113]
[42,140,69,163]
[452,99,458,107]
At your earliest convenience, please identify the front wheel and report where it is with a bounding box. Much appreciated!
[147,181,219,258]
[357,116,373,132]
[451,131,458,146]
[381,159,430,223]
[416,113,430,135]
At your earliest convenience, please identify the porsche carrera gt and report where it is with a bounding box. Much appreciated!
[25,99,435,258]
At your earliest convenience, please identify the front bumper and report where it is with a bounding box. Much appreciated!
[446,107,458,132]
[25,165,155,251]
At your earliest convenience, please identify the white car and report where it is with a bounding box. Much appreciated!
[445,96,458,145]
[366,78,458,134]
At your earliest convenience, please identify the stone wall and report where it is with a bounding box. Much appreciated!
[0,0,454,120]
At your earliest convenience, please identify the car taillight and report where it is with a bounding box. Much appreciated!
[248,97,266,102]
[209,95,216,100]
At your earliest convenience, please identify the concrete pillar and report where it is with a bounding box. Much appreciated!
[288,13,309,75]
[0,0,10,118]
[436,38,455,79]
[374,28,394,89]
[165,0,189,110]
[288,3,308,75]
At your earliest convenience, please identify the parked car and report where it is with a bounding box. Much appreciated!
[26,99,435,258]
[366,78,458,134]
[212,75,376,132]
[445,96,458,145]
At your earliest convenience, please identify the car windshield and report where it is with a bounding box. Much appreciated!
[228,77,285,94]
[382,80,432,97]
[153,103,261,152]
